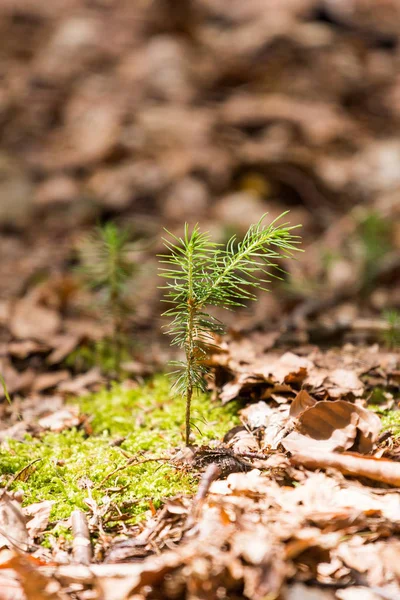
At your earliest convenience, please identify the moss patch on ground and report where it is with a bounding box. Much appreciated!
[371,407,400,437]
[369,388,400,437]
[0,375,240,528]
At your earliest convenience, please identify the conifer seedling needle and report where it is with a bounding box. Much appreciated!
[159,213,302,446]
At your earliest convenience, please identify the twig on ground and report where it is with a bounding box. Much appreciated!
[71,509,92,566]
[190,463,221,520]
[98,457,172,487]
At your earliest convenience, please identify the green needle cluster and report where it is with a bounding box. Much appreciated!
[159,213,302,445]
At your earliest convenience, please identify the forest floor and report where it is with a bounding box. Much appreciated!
[0,298,400,600]
[1,0,400,599]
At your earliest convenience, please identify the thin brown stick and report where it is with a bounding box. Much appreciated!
[71,509,92,566]
[98,457,171,487]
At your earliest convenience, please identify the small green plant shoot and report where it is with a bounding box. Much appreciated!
[77,222,136,375]
[160,213,301,445]
[0,372,11,403]
[382,309,400,350]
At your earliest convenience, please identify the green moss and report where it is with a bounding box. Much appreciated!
[0,375,240,532]
[372,407,400,437]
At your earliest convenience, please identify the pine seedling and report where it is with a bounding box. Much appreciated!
[159,213,301,445]
[77,222,136,376]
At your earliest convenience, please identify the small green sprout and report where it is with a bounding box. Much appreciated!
[382,309,400,350]
[0,373,11,403]
[159,213,301,445]
[77,222,137,376]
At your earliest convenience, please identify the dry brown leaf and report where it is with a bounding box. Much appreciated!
[0,570,25,600]
[38,407,81,432]
[290,450,400,487]
[224,427,260,453]
[220,373,265,404]
[240,401,275,428]
[325,369,364,398]
[282,428,358,454]
[24,501,53,540]
[336,588,384,600]
[47,335,80,365]
[290,389,317,418]
[335,539,400,590]
[10,293,61,343]
[221,94,355,144]
[32,371,70,393]
[57,368,102,395]
[7,341,47,360]
[0,360,34,398]
[0,494,29,552]
[284,583,336,599]
[0,550,65,600]
[283,400,381,454]
[255,352,313,385]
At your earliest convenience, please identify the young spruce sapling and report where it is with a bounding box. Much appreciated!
[160,213,301,445]
[77,223,136,376]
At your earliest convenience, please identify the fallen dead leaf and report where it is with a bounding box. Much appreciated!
[336,588,383,600]
[285,400,381,454]
[38,407,81,432]
[0,360,34,398]
[7,341,48,360]
[325,369,364,398]
[284,583,336,599]
[0,550,65,599]
[24,501,54,540]
[0,494,29,552]
[47,335,80,365]
[0,570,25,600]
[255,352,313,385]
[240,401,275,428]
[32,371,70,393]
[220,373,265,404]
[57,369,102,395]
[10,293,61,343]
[290,389,316,418]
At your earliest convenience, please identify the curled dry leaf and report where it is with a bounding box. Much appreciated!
[283,400,381,454]
[290,450,400,487]
[289,389,316,418]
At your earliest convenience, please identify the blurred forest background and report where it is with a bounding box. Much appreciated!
[0,0,400,384]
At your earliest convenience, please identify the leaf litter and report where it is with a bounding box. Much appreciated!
[0,336,398,599]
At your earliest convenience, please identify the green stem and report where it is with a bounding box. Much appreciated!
[185,234,195,446]
[185,372,193,446]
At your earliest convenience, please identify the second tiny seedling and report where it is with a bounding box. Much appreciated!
[77,223,136,376]
[160,213,301,445]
